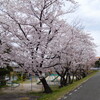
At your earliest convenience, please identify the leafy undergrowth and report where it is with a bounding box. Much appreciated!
[33,71,98,100]
[0,85,9,88]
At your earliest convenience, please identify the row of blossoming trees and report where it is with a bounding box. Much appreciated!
[0,0,96,93]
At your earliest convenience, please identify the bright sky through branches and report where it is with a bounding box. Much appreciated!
[66,0,100,57]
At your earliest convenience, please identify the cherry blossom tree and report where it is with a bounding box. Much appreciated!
[0,0,96,93]
[0,26,13,67]
[52,25,96,87]
[0,0,77,93]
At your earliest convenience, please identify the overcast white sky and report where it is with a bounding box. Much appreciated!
[66,0,100,57]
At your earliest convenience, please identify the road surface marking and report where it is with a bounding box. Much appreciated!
[78,87,80,89]
[69,93,72,95]
[74,89,77,92]
[80,85,82,88]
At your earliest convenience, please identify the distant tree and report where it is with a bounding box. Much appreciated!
[0,66,13,86]
[95,58,100,68]
[53,26,96,87]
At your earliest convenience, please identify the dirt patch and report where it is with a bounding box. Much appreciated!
[0,93,40,100]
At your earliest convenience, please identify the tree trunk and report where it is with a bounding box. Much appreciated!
[40,77,52,93]
[70,73,75,83]
[68,74,72,84]
[0,76,6,86]
[60,76,67,87]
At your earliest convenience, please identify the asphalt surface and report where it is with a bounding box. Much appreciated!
[0,93,39,100]
[61,71,100,100]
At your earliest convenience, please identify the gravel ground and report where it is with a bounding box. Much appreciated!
[0,83,42,100]
[1,83,43,93]
[0,93,39,100]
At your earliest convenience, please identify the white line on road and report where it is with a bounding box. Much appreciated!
[80,85,82,88]
[69,93,72,95]
[78,87,80,89]
[74,89,77,92]
[77,85,83,90]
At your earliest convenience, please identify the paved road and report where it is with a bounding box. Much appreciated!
[61,71,100,100]
[0,93,39,100]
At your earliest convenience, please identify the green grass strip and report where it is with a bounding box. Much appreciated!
[38,71,98,100]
